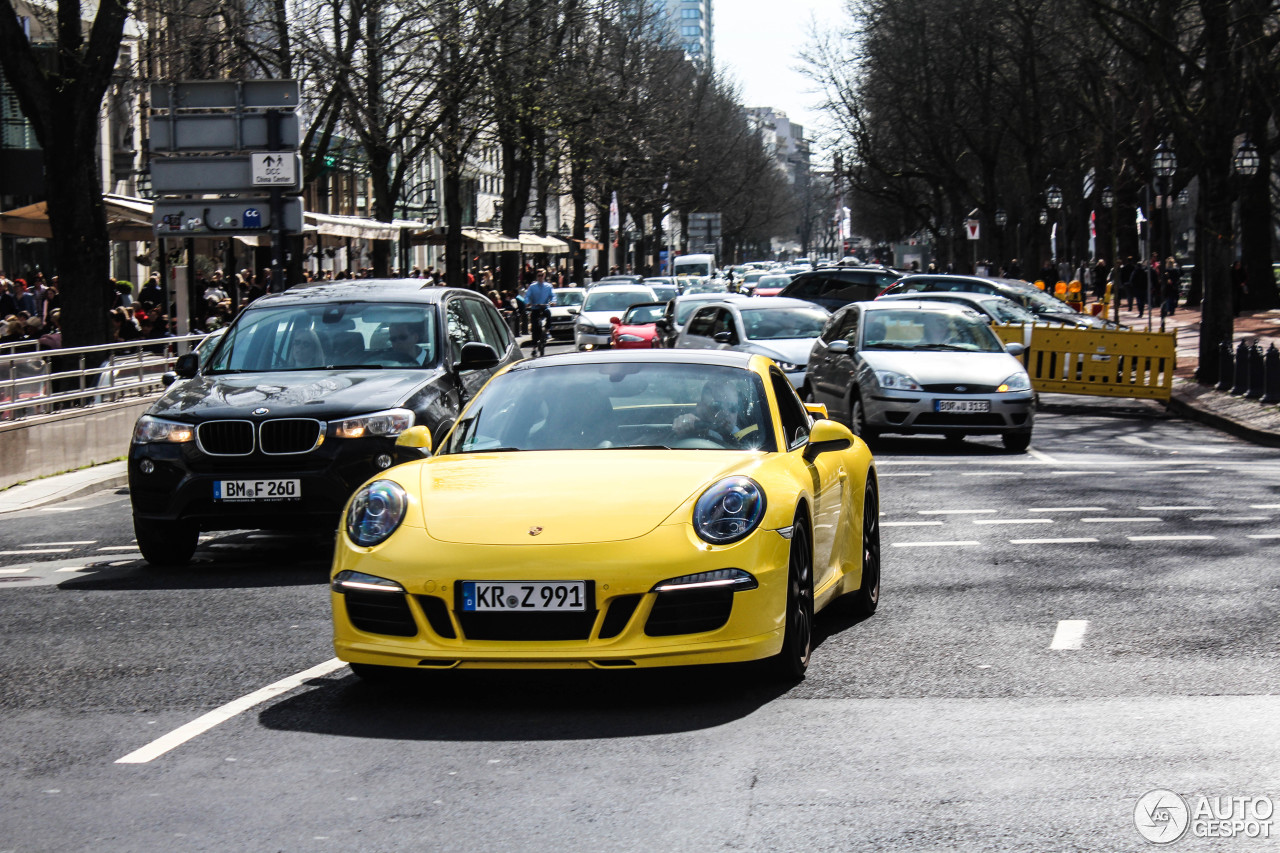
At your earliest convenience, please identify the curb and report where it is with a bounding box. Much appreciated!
[1165,391,1280,449]
[0,468,130,515]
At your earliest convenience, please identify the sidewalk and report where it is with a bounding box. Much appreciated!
[1106,300,1280,448]
[1,305,1278,516]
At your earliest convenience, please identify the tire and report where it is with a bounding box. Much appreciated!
[849,478,881,617]
[134,516,198,567]
[849,391,880,442]
[944,431,965,445]
[1002,430,1032,453]
[768,518,814,681]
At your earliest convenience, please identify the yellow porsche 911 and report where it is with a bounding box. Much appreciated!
[330,349,880,681]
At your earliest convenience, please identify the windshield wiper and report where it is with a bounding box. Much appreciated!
[463,446,521,453]
[916,344,970,351]
[325,363,381,369]
[605,444,671,450]
[867,342,913,350]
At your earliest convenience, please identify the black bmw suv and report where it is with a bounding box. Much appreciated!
[777,265,902,312]
[128,280,521,566]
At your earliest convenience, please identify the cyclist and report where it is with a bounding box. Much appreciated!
[525,268,556,357]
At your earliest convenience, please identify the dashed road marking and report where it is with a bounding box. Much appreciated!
[22,541,96,546]
[1050,620,1089,650]
[1049,470,1115,476]
[1139,506,1214,511]
[1081,517,1163,523]
[1247,534,1280,540]
[1027,507,1108,512]
[1250,504,1280,509]
[882,521,944,527]
[918,509,997,515]
[1010,538,1099,545]
[1026,448,1058,464]
[1191,515,1270,522]
[1144,469,1212,475]
[0,549,72,556]
[1127,535,1217,542]
[96,546,141,552]
[961,471,1026,477]
[879,473,932,478]
[0,568,30,574]
[890,541,982,548]
[115,658,348,764]
[972,519,1053,526]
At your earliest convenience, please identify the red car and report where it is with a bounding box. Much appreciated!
[609,301,667,348]
[750,273,793,297]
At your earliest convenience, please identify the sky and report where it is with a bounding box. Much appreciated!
[713,0,850,142]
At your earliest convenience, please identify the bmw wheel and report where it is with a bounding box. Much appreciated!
[134,516,198,567]
[769,518,813,681]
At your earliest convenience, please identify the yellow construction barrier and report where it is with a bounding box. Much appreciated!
[992,323,1176,400]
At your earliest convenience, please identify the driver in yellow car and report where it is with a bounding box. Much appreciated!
[673,381,760,447]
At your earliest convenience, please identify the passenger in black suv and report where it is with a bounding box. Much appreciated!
[128,280,522,566]
[778,265,902,312]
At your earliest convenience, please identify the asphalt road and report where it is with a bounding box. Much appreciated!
[1,355,1278,851]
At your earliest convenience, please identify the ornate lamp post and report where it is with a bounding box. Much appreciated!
[1046,185,1063,269]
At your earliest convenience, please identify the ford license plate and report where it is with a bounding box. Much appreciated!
[935,400,991,413]
[214,479,301,501]
[461,581,587,612]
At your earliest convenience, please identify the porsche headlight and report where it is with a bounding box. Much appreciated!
[693,476,766,545]
[345,480,409,547]
[333,408,413,440]
[998,371,1032,392]
[331,570,405,594]
[653,568,758,592]
[133,415,194,444]
[874,370,921,391]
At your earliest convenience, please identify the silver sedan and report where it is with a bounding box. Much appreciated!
[805,300,1035,451]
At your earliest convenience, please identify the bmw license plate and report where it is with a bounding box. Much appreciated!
[935,400,991,413]
[214,479,301,501]
[461,581,587,612]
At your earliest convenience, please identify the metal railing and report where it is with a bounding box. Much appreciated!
[0,334,207,422]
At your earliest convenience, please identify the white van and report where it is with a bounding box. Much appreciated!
[672,253,716,279]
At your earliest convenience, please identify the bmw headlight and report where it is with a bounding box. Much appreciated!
[693,476,766,545]
[874,370,921,391]
[345,480,409,547]
[333,408,413,439]
[133,415,194,444]
[998,371,1032,392]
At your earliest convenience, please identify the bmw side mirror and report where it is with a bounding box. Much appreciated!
[174,352,200,378]
[458,342,500,371]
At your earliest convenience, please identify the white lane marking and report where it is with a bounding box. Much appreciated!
[1139,506,1215,511]
[876,461,962,466]
[890,541,982,548]
[0,549,72,555]
[1247,534,1280,540]
[1250,504,1280,509]
[1145,469,1212,475]
[97,546,142,551]
[56,566,92,572]
[1049,470,1115,476]
[1027,448,1058,464]
[972,519,1053,526]
[0,568,31,574]
[882,521,944,527]
[1028,507,1108,512]
[1120,435,1230,454]
[918,509,997,515]
[879,473,932,478]
[1081,517,1163,523]
[1050,620,1089,650]
[961,472,1026,477]
[37,507,80,512]
[1010,538,1099,545]
[115,658,347,764]
[1127,535,1218,542]
[1191,516,1270,522]
[21,541,96,546]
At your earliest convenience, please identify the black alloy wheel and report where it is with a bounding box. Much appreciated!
[769,518,814,681]
[850,478,881,616]
[134,516,198,567]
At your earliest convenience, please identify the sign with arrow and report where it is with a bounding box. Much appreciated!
[251,152,298,187]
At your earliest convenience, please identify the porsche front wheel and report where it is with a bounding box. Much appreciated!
[769,519,813,681]
[850,478,881,616]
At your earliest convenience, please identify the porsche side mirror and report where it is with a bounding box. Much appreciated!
[174,352,199,378]
[803,418,853,462]
[458,341,500,371]
[395,425,433,456]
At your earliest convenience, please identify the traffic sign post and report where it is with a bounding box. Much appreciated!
[149,81,303,293]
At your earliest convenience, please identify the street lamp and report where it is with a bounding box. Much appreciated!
[1234,137,1260,177]
[1101,187,1114,208]
[994,209,1007,271]
[1151,140,1177,266]
[531,211,546,234]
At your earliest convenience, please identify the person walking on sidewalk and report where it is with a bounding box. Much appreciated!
[1160,257,1181,328]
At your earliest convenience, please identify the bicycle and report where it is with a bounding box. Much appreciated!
[529,304,551,357]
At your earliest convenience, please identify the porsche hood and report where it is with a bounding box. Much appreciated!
[413,451,761,545]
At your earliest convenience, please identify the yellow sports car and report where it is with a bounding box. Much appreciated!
[330,349,880,681]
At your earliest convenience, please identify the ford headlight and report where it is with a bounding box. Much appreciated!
[345,480,409,547]
[693,476,766,545]
[874,370,921,391]
[998,371,1032,392]
[333,408,413,439]
[133,415,194,444]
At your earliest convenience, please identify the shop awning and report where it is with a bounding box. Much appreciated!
[519,233,570,254]
[0,194,155,241]
[409,227,523,251]
[307,211,401,241]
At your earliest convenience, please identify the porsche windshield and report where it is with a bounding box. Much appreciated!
[206,302,439,372]
[443,362,776,453]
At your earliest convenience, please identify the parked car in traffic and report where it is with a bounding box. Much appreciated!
[805,300,1034,451]
[751,273,794,297]
[674,297,830,388]
[128,280,524,567]
[779,265,902,312]
[574,283,658,350]
[879,274,1117,329]
[653,292,750,348]
[610,301,667,349]
[876,291,1039,325]
[547,287,586,340]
